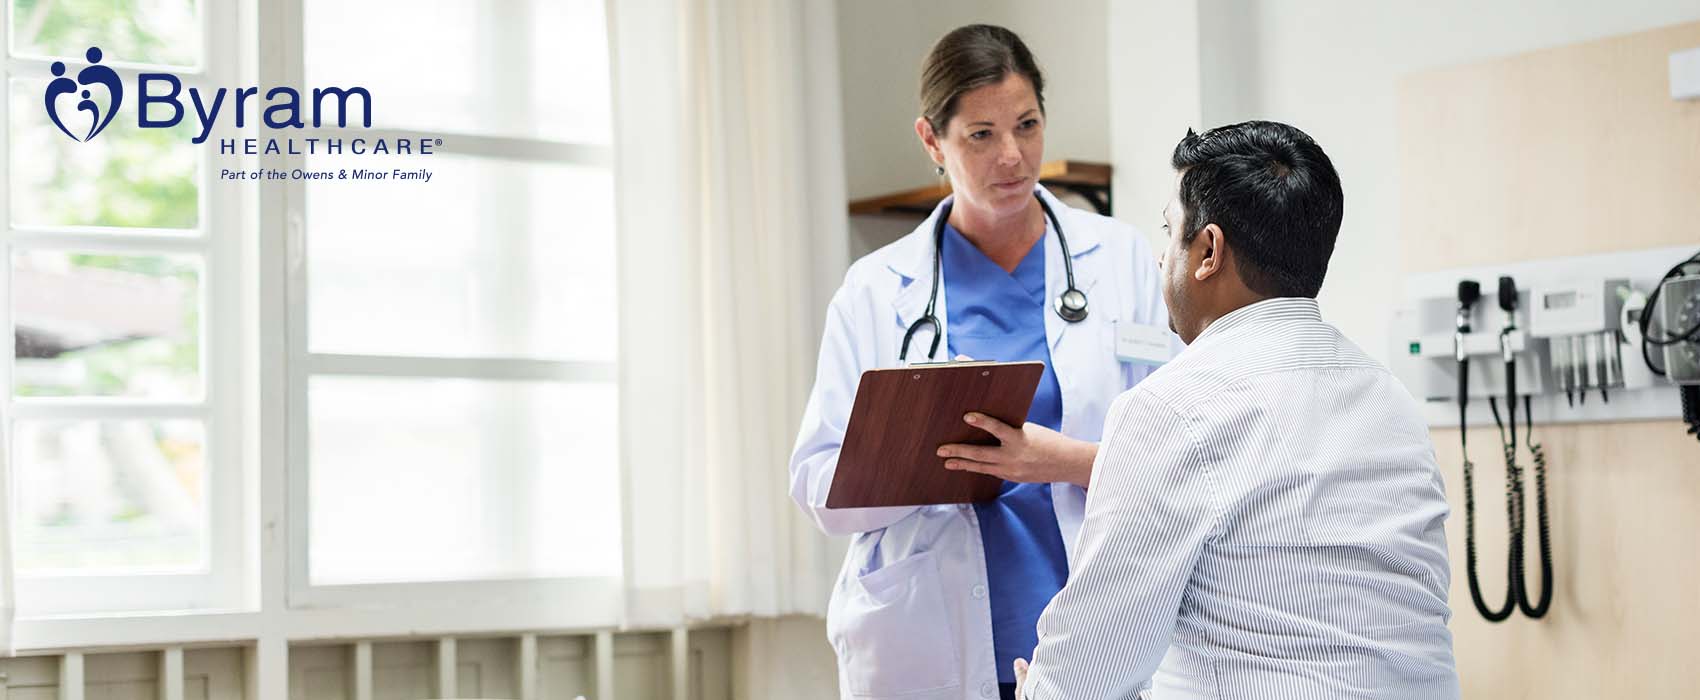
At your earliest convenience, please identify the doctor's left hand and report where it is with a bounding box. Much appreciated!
[937,413,1097,488]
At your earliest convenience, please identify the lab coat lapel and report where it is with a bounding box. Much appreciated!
[1040,187,1102,353]
[889,198,951,363]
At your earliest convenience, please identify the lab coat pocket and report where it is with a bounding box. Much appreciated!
[831,551,963,697]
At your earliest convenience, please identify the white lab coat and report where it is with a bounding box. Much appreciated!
[790,186,1169,700]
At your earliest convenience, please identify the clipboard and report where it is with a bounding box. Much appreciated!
[826,360,1045,508]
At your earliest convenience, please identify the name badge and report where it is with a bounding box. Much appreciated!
[1115,321,1173,366]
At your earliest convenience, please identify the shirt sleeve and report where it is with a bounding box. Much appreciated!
[788,280,920,535]
[1022,387,1222,698]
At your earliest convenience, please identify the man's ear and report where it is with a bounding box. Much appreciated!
[1193,223,1226,282]
[915,117,944,167]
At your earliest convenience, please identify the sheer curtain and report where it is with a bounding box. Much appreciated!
[609,0,849,627]
[1,421,13,655]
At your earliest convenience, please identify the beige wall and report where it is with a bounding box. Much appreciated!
[1400,23,1700,698]
[1398,25,1700,264]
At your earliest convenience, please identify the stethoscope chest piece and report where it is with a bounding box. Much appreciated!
[1055,287,1089,323]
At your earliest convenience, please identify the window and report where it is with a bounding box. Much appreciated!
[4,0,245,615]
[2,0,623,629]
[288,0,622,599]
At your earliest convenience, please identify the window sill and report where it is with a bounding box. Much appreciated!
[13,578,623,653]
[14,610,263,654]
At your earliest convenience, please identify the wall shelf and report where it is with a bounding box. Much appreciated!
[847,160,1113,217]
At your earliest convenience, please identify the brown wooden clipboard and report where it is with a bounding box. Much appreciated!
[826,360,1045,508]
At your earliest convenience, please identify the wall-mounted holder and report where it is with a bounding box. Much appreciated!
[1672,46,1700,100]
[1392,245,1696,428]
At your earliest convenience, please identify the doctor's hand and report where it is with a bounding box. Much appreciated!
[937,413,1097,488]
[1013,658,1030,699]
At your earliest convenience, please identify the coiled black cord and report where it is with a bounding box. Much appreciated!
[1488,396,1526,619]
[1478,393,1556,622]
[1462,353,1517,622]
[1681,385,1700,444]
[1518,394,1553,618]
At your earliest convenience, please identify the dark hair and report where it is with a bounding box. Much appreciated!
[919,25,1045,135]
[1171,121,1344,298]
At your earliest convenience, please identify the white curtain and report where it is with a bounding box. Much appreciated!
[608,0,849,627]
[1,420,14,655]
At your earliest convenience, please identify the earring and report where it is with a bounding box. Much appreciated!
[936,165,946,176]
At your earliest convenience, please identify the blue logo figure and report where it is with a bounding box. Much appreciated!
[44,47,123,142]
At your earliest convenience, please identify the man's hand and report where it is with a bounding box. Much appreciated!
[937,413,1097,488]
[1014,659,1030,699]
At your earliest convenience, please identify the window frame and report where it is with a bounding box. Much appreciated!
[273,0,623,612]
[1,0,634,651]
[1,0,248,618]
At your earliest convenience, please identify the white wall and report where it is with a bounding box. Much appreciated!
[1111,0,1700,363]
[1106,1,1207,259]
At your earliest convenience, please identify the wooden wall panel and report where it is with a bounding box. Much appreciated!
[1399,23,1700,272]
[1398,21,1700,699]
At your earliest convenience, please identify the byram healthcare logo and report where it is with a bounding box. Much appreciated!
[41,46,440,169]
[45,46,122,142]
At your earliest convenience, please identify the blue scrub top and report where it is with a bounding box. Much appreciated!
[941,222,1070,684]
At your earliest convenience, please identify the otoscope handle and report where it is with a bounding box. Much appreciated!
[1458,356,1470,404]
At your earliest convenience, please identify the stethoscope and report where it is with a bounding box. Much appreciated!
[898,192,1088,362]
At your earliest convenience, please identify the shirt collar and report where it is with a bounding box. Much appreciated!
[1192,296,1323,345]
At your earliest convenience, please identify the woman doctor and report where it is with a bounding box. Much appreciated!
[789,25,1169,700]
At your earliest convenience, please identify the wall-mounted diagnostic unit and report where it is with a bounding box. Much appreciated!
[1393,246,1699,430]
[1391,246,1700,624]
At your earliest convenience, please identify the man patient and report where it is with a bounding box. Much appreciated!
[1017,120,1460,699]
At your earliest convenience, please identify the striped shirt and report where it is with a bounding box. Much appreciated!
[1023,297,1459,699]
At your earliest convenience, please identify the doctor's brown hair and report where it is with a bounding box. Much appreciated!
[919,24,1046,135]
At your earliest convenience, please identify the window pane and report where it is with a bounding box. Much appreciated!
[303,0,611,144]
[13,420,206,574]
[13,251,202,400]
[308,377,620,585]
[10,0,202,68]
[305,153,615,362]
[9,79,201,230]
